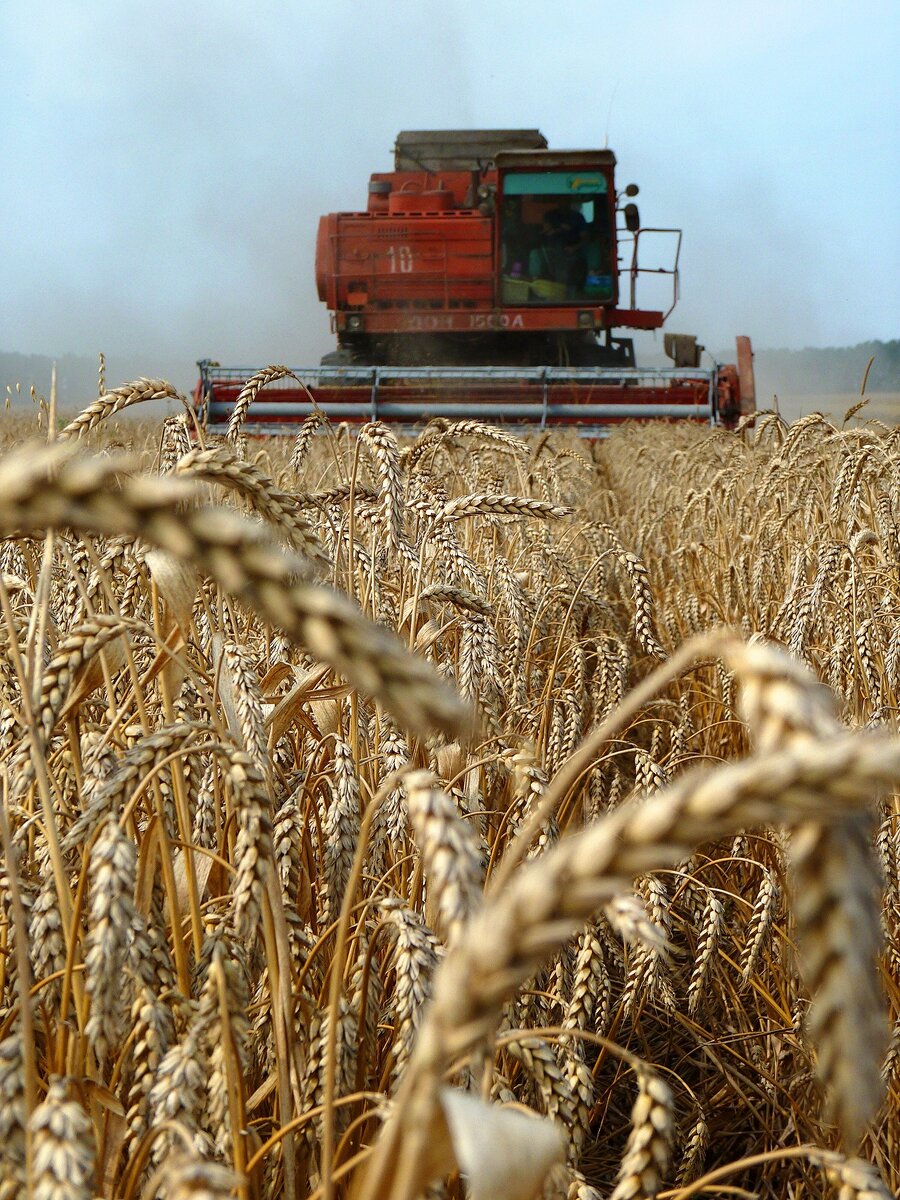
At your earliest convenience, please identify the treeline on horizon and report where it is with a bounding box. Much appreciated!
[0,351,193,409]
[1,340,899,409]
[747,339,900,396]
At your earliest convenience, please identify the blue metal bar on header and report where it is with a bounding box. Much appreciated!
[200,364,717,385]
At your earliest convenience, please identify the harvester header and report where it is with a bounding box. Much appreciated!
[197,129,754,434]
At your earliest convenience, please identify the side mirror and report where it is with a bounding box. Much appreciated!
[623,203,640,233]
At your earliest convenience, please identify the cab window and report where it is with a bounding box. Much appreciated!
[500,172,613,304]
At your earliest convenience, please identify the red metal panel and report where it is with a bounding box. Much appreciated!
[200,376,713,429]
[327,212,494,309]
[334,308,587,334]
[368,170,481,212]
[608,308,665,330]
[333,306,664,334]
[315,215,338,306]
[736,336,756,415]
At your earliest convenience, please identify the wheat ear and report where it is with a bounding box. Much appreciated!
[175,443,328,565]
[29,1077,95,1200]
[225,364,298,441]
[59,378,185,438]
[0,443,472,739]
[728,641,889,1140]
[358,731,899,1200]
[440,493,573,521]
[609,1067,674,1200]
[359,421,404,547]
[291,410,328,473]
[405,769,484,946]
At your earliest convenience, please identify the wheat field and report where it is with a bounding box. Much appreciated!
[0,376,898,1200]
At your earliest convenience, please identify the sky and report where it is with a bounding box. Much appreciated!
[3,0,898,393]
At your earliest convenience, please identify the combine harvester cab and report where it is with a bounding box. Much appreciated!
[196,130,755,435]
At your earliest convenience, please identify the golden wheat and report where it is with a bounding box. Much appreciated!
[0,391,897,1200]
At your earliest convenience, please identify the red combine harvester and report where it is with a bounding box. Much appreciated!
[196,129,755,435]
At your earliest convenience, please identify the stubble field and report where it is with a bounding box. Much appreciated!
[0,378,898,1200]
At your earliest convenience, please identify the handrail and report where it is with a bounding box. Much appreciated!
[623,227,682,318]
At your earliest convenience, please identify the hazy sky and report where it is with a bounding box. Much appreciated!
[3,0,898,390]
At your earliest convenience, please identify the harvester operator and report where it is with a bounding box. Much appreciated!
[529,199,588,289]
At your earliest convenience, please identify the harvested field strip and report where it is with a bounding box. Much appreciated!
[0,396,897,1199]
